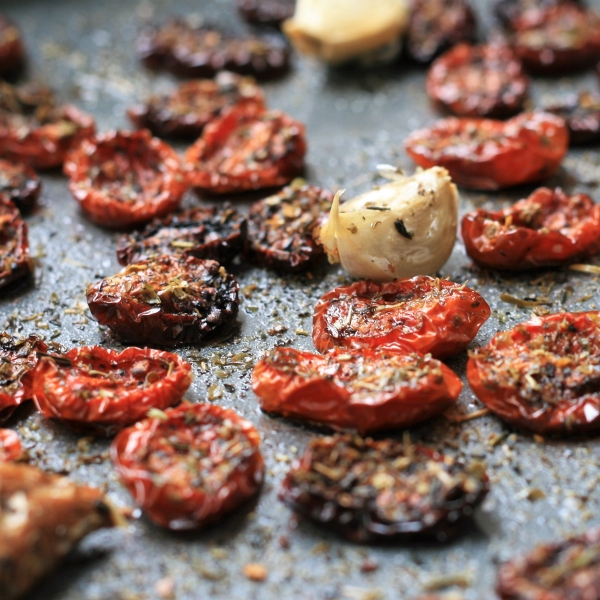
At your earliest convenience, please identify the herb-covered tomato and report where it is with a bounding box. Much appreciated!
[511,4,600,75]
[497,528,600,600]
[116,205,247,266]
[0,82,95,170]
[64,130,188,229]
[546,91,600,146]
[0,160,41,213]
[128,73,265,139]
[0,15,24,77]
[427,43,529,118]
[236,0,296,27]
[313,276,490,359]
[252,347,461,433]
[86,255,239,347]
[32,346,193,435]
[0,429,21,461]
[0,198,32,290]
[185,103,306,195]
[462,187,600,271]
[406,0,476,64]
[136,18,290,80]
[243,181,333,272]
[405,111,568,190]
[279,434,489,542]
[111,403,264,530]
[467,311,600,435]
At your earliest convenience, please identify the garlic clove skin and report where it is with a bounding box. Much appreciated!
[317,167,459,282]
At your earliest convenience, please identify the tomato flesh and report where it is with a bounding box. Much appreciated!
[0,429,21,461]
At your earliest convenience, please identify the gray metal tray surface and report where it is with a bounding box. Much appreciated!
[3,0,600,598]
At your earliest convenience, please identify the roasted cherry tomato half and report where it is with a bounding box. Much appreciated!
[279,434,489,542]
[0,160,41,213]
[185,103,306,195]
[86,255,239,347]
[111,403,265,531]
[0,429,21,461]
[497,527,600,600]
[0,82,95,170]
[252,347,462,434]
[511,4,600,75]
[0,15,24,77]
[427,43,529,118]
[495,0,584,28]
[462,187,600,271]
[128,73,265,139]
[467,311,600,435]
[405,111,568,191]
[243,181,332,272]
[406,0,477,64]
[64,129,187,229]
[32,346,193,436]
[116,204,247,266]
[236,0,296,27]
[0,198,32,291]
[313,276,490,359]
[546,91,600,146]
[136,18,290,80]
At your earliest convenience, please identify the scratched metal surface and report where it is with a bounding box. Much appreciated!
[3,0,600,599]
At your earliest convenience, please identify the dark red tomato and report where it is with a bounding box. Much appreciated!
[116,204,247,266]
[0,160,41,213]
[128,73,265,139]
[511,5,600,75]
[0,15,24,77]
[279,434,489,542]
[462,187,600,270]
[0,83,95,170]
[64,130,188,229]
[243,181,332,272]
[0,429,21,461]
[111,403,264,530]
[185,103,306,195]
[0,198,32,290]
[252,347,462,434]
[497,528,600,600]
[405,111,569,190]
[407,0,477,64]
[546,91,600,146]
[467,311,600,435]
[0,333,53,422]
[313,276,490,359]
[32,346,193,436]
[236,0,296,27]
[495,0,584,28]
[427,43,529,118]
[86,255,239,347]
[136,19,290,80]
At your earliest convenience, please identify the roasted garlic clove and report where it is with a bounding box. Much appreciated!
[317,166,459,282]
[283,0,410,65]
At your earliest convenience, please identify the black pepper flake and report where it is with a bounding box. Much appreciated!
[394,219,414,239]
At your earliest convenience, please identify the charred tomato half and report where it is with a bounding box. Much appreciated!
[0,198,32,291]
[0,15,24,77]
[0,160,41,213]
[546,91,600,146]
[236,0,296,27]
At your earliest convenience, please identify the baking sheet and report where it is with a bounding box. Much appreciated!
[3,0,600,598]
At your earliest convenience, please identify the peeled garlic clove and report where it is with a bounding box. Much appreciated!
[282,0,410,65]
[317,166,459,282]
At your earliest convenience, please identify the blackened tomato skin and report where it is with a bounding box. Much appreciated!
[0,160,41,213]
[462,187,600,270]
[252,347,462,434]
[111,403,265,530]
[32,346,193,436]
[0,429,21,461]
[312,276,490,359]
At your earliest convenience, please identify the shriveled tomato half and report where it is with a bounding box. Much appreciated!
[462,187,600,270]
[0,16,24,77]
[0,198,33,290]
[405,111,568,190]
[111,403,265,530]
[313,276,490,359]
[64,130,188,229]
[0,160,41,213]
[279,434,489,542]
[0,429,21,461]
[468,311,600,435]
[495,0,583,28]
[236,0,296,27]
[546,91,600,146]
[427,42,529,118]
[252,347,461,434]
[32,346,193,435]
[185,103,306,195]
[86,255,239,347]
